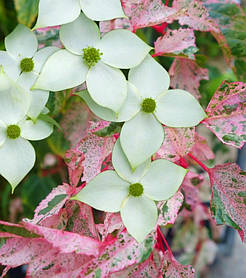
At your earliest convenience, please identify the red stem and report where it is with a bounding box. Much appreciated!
[157,226,173,256]
[188,153,210,174]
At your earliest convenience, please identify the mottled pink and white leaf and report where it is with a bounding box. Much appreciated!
[203,81,246,148]
[190,133,215,161]
[210,163,246,243]
[158,192,184,226]
[22,221,101,256]
[30,184,72,225]
[169,58,209,99]
[154,28,197,59]
[64,148,85,187]
[154,127,195,162]
[76,134,114,182]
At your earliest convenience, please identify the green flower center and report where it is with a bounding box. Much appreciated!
[82,47,102,68]
[20,58,34,72]
[6,125,21,139]
[129,183,144,197]
[141,98,156,113]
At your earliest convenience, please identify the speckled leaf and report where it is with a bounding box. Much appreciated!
[100,0,176,33]
[203,81,246,148]
[79,231,155,277]
[76,134,115,183]
[154,127,195,162]
[157,192,184,226]
[110,256,162,277]
[61,102,92,147]
[210,163,246,242]
[31,184,72,224]
[170,0,219,32]
[122,0,176,30]
[27,249,92,278]
[64,148,85,187]
[181,172,204,210]
[62,201,99,239]
[169,58,209,99]
[154,28,198,59]
[190,133,215,161]
[22,221,101,256]
[97,213,124,241]
[0,237,53,267]
[161,250,195,277]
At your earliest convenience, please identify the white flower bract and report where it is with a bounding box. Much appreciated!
[81,55,207,168]
[72,139,188,242]
[34,0,126,29]
[0,24,59,120]
[34,14,151,113]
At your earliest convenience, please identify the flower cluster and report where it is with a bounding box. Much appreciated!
[0,0,207,240]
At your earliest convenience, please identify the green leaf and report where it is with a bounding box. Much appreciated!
[94,122,123,137]
[14,0,39,27]
[47,128,70,157]
[38,113,62,130]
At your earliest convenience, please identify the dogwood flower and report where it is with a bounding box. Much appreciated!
[34,0,125,29]
[0,24,58,119]
[34,13,151,113]
[72,139,188,242]
[0,67,53,191]
[79,55,207,168]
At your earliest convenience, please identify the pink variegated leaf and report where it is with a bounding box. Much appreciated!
[64,148,85,187]
[76,134,115,182]
[154,28,197,59]
[31,184,72,224]
[63,201,99,239]
[170,0,219,32]
[0,237,53,267]
[110,256,162,277]
[161,250,195,277]
[157,192,184,226]
[79,230,155,277]
[88,118,110,133]
[203,81,246,148]
[97,213,124,241]
[169,58,209,99]
[27,249,92,278]
[61,102,92,146]
[100,0,176,33]
[22,221,101,256]
[100,18,133,34]
[122,0,176,31]
[190,133,215,161]
[154,127,195,162]
[181,172,204,210]
[210,163,246,243]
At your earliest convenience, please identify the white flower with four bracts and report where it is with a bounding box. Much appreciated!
[33,13,151,113]
[0,24,59,120]
[73,139,188,242]
[34,0,125,29]
[80,55,207,168]
[0,69,53,191]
